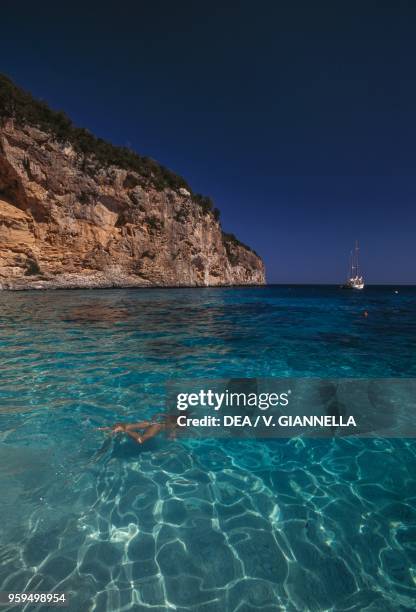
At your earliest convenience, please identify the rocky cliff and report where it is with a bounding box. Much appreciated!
[0,77,265,290]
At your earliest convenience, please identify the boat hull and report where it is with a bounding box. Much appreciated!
[341,285,365,290]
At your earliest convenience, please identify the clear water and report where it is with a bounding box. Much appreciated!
[0,286,415,611]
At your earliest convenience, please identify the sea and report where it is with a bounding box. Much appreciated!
[0,286,415,611]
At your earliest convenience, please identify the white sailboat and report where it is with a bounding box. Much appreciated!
[345,241,364,290]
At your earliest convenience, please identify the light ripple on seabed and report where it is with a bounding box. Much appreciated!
[0,286,416,611]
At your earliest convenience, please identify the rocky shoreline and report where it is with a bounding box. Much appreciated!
[0,120,265,290]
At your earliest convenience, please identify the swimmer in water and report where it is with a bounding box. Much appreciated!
[97,414,179,444]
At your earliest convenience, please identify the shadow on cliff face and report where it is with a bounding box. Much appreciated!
[0,152,27,207]
[0,153,49,222]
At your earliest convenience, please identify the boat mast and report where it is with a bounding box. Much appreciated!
[355,240,360,277]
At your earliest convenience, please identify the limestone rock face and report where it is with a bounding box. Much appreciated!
[0,121,265,289]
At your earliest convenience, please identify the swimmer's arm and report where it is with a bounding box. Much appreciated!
[97,421,150,434]
[96,423,125,434]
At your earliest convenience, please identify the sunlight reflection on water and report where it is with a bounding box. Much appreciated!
[0,286,415,611]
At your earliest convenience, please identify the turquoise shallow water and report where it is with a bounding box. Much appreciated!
[0,286,416,611]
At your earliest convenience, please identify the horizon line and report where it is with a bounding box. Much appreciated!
[264,282,416,286]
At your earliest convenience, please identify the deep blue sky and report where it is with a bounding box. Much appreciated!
[1,1,415,283]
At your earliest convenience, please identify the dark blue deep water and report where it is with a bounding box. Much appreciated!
[0,286,415,611]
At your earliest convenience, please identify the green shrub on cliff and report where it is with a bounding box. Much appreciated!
[24,257,41,276]
[193,193,214,213]
[222,232,259,257]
